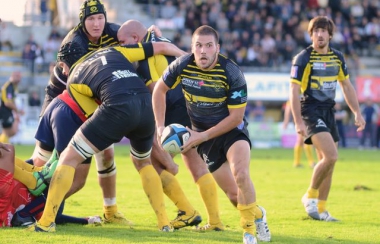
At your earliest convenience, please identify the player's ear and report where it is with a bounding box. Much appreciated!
[58,61,65,69]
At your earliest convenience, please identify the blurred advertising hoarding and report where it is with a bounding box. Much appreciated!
[355,76,380,103]
[244,73,344,102]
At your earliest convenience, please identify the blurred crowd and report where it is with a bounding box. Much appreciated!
[5,0,380,74]
[142,0,380,69]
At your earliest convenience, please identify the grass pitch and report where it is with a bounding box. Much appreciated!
[1,145,379,244]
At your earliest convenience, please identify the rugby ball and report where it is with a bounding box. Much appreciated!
[160,123,190,155]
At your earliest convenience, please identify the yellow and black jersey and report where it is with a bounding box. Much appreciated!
[162,53,248,130]
[49,22,120,92]
[290,46,349,109]
[67,42,154,118]
[0,81,17,109]
[136,31,182,108]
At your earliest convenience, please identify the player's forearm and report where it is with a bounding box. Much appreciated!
[152,42,187,57]
[289,83,303,124]
[341,82,361,116]
[152,85,167,130]
[4,101,18,112]
[204,110,244,141]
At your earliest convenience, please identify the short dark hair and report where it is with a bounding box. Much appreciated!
[193,25,219,44]
[308,16,335,37]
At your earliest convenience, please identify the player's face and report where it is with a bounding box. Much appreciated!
[59,62,70,77]
[85,14,106,40]
[192,34,220,70]
[312,27,330,49]
[118,33,137,45]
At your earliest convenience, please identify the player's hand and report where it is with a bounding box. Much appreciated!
[148,25,162,37]
[0,143,11,157]
[294,122,306,137]
[166,162,179,176]
[354,114,366,131]
[181,127,207,153]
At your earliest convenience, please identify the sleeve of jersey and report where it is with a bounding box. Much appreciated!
[337,51,349,82]
[226,62,247,109]
[290,53,307,85]
[137,56,164,87]
[162,55,189,89]
[1,82,10,102]
[3,83,14,103]
[116,43,154,63]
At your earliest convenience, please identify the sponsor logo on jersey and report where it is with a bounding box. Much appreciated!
[231,89,246,99]
[313,62,327,70]
[322,81,337,90]
[111,70,138,81]
[290,66,298,78]
[182,78,204,89]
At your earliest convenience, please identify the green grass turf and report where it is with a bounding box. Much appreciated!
[1,145,379,244]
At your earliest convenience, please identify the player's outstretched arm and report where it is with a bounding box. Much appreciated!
[152,42,187,58]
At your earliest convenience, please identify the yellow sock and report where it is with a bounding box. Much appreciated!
[294,145,302,166]
[307,187,319,199]
[39,165,75,227]
[13,164,37,189]
[254,205,263,219]
[237,202,256,235]
[139,165,169,229]
[160,170,194,214]
[196,173,220,225]
[303,144,315,166]
[104,204,118,219]
[14,157,42,172]
[318,200,326,213]
[0,133,9,143]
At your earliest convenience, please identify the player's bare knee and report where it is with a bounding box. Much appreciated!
[234,169,249,188]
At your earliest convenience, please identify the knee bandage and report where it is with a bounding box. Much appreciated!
[130,147,151,160]
[32,146,53,162]
[95,145,117,178]
[70,134,97,159]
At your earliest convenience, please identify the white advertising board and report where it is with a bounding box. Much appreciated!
[244,73,344,102]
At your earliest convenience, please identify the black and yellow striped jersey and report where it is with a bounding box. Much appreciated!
[49,22,120,92]
[290,46,349,109]
[67,42,154,118]
[136,31,183,108]
[162,53,248,130]
[1,81,17,108]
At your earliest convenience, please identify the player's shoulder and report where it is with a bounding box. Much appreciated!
[173,53,193,67]
[104,22,120,35]
[292,46,312,65]
[219,53,239,67]
[329,46,345,60]
[61,26,88,47]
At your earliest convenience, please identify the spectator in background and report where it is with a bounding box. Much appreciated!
[359,98,378,149]
[40,0,49,25]
[28,91,41,107]
[252,100,266,122]
[0,22,13,51]
[334,102,347,148]
[160,0,177,19]
[22,35,38,75]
